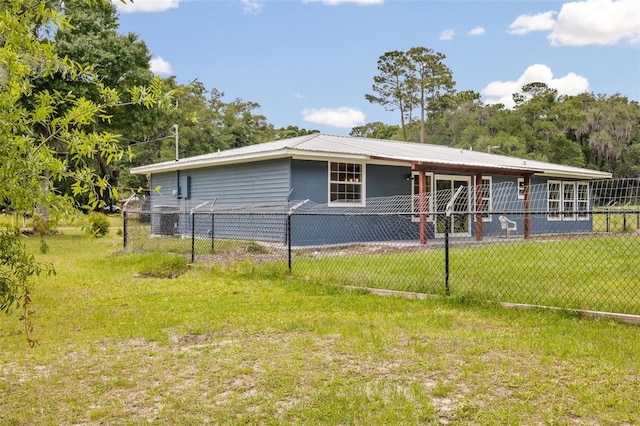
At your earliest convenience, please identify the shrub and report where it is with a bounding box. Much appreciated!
[135,253,188,278]
[39,239,49,254]
[246,241,269,254]
[88,213,109,238]
[32,213,50,236]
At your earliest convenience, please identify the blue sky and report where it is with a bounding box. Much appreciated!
[113,0,640,135]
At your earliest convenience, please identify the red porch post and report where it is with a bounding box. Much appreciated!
[475,173,484,241]
[523,175,531,239]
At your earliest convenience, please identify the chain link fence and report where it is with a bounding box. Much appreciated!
[123,179,640,317]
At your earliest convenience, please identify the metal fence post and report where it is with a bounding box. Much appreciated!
[211,213,216,254]
[191,213,195,263]
[123,211,128,250]
[443,185,463,297]
[287,213,292,274]
[444,214,450,296]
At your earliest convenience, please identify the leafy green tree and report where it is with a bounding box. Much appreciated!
[0,0,167,341]
[579,94,639,174]
[350,122,400,139]
[217,96,273,148]
[46,0,160,208]
[274,125,319,140]
[121,81,283,192]
[363,50,638,176]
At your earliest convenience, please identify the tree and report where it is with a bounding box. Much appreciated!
[274,125,319,140]
[579,95,639,174]
[0,0,167,343]
[350,122,400,140]
[365,50,413,141]
[405,47,455,143]
[44,0,160,208]
[366,48,455,143]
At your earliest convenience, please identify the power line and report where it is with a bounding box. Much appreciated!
[120,134,173,147]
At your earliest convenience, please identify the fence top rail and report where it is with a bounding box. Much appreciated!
[122,178,640,215]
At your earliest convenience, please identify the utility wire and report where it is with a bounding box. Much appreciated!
[120,135,174,147]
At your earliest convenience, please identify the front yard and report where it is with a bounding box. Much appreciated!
[1,231,639,424]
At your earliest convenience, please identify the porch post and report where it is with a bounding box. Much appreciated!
[475,173,484,241]
[523,175,531,239]
[418,171,427,245]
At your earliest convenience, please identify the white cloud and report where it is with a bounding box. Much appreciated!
[112,0,181,13]
[439,29,456,41]
[150,57,173,76]
[549,0,640,46]
[508,10,557,35]
[481,64,590,108]
[302,107,365,128]
[302,0,384,5]
[293,93,305,100]
[468,27,486,36]
[241,0,263,14]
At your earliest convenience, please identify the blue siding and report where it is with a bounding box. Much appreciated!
[290,160,419,245]
[291,215,424,246]
[150,173,180,209]
[183,158,291,204]
[367,164,412,197]
[291,160,412,202]
[150,158,291,238]
[291,159,327,203]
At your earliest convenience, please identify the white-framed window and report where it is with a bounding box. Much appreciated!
[328,162,364,205]
[547,180,590,221]
[478,177,492,222]
[563,182,576,221]
[548,181,562,221]
[577,182,590,220]
[411,171,433,222]
[517,178,525,200]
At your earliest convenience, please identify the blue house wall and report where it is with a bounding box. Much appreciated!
[146,157,594,245]
[290,160,424,246]
[150,158,291,240]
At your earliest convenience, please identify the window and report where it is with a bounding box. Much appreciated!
[518,178,525,200]
[478,177,492,222]
[563,183,576,220]
[577,183,590,220]
[548,180,590,221]
[548,181,561,221]
[329,162,364,205]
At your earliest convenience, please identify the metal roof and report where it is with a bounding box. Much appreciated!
[130,133,612,179]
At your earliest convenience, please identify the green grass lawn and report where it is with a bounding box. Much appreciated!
[289,235,640,315]
[1,231,640,424]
